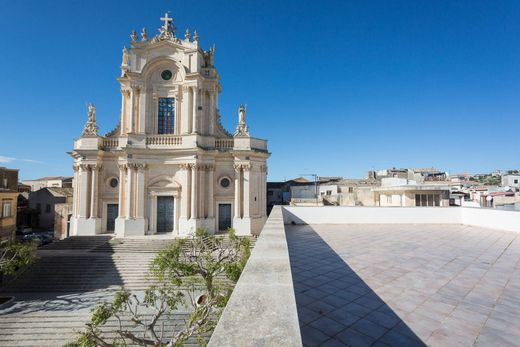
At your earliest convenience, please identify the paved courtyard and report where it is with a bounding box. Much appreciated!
[286,224,520,347]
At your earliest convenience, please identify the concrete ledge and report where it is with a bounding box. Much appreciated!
[208,206,301,347]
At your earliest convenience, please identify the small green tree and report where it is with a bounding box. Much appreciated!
[0,239,36,278]
[68,229,251,346]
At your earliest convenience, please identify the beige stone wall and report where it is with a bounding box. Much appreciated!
[0,191,18,241]
[54,203,73,239]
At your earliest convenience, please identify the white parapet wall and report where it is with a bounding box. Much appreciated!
[461,207,520,233]
[282,206,520,233]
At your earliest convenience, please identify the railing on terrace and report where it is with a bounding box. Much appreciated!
[146,135,182,146]
[215,138,234,149]
[102,138,119,149]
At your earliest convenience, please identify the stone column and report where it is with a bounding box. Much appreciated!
[262,165,268,216]
[207,165,214,218]
[120,89,128,135]
[78,164,90,218]
[209,91,215,135]
[243,164,251,219]
[118,164,127,218]
[138,87,146,134]
[72,165,79,217]
[199,166,206,218]
[192,87,198,134]
[174,89,181,135]
[126,164,135,219]
[90,164,101,219]
[190,164,198,219]
[234,164,242,219]
[181,86,190,134]
[129,87,135,133]
[135,164,147,218]
[179,164,190,219]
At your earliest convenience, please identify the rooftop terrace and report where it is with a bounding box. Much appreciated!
[211,206,520,347]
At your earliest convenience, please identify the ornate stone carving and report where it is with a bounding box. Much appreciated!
[193,30,199,42]
[130,30,138,42]
[185,28,191,40]
[118,163,128,171]
[141,27,148,41]
[72,164,79,172]
[136,163,148,171]
[82,103,99,137]
[79,164,91,171]
[151,12,180,43]
[233,163,251,172]
[234,104,250,137]
[91,164,102,172]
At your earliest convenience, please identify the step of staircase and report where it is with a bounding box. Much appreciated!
[0,235,256,346]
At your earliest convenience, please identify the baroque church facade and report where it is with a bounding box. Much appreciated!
[70,13,269,237]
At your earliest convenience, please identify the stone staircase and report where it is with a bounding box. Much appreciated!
[0,235,255,346]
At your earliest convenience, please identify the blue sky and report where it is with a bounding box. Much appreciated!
[0,0,519,181]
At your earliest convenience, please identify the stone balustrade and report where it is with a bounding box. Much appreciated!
[145,135,183,147]
[102,138,119,148]
[215,138,234,149]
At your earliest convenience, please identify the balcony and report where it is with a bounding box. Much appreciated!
[90,134,268,153]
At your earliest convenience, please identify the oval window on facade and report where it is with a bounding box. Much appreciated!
[161,70,172,80]
[220,177,231,188]
[109,178,119,188]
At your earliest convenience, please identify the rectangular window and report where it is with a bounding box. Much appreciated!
[326,190,332,196]
[37,203,42,213]
[348,187,354,193]
[45,204,51,213]
[514,179,519,184]
[416,194,440,207]
[158,97,175,134]
[2,201,12,218]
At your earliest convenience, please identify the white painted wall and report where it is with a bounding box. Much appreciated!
[461,208,520,233]
[282,206,461,225]
[281,206,520,233]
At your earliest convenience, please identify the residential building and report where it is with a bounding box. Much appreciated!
[29,187,73,230]
[21,176,73,192]
[70,14,269,237]
[373,178,450,207]
[0,167,19,241]
[502,174,520,190]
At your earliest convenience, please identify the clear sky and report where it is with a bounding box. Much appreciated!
[0,0,519,181]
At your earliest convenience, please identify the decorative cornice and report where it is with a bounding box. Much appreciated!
[233,163,251,172]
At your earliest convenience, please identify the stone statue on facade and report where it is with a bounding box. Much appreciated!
[122,47,129,67]
[234,104,250,137]
[82,103,99,136]
[141,27,148,41]
[130,30,138,42]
